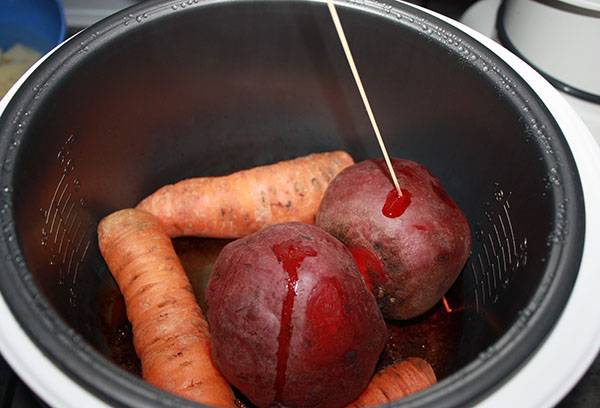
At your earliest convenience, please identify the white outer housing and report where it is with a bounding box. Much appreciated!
[0,2,599,407]
[501,0,600,96]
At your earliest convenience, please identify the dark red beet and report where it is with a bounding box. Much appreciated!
[349,247,386,292]
[271,240,316,401]
[316,159,472,320]
[206,223,386,408]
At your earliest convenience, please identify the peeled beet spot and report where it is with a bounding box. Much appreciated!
[316,159,472,320]
[206,222,386,408]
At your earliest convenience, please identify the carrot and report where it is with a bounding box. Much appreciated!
[137,151,354,238]
[98,209,235,407]
[347,358,436,408]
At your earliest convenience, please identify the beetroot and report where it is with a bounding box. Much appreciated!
[316,159,471,320]
[206,222,386,408]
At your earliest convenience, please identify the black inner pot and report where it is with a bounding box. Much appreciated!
[0,0,584,407]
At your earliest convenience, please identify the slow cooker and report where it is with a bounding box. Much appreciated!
[0,1,599,407]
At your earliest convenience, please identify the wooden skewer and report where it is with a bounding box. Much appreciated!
[326,0,402,196]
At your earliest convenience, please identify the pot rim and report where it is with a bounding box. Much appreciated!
[0,1,598,407]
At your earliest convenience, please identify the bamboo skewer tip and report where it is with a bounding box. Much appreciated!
[325,0,402,196]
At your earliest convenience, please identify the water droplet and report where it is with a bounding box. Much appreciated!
[474,228,485,242]
[421,24,427,30]
[143,12,148,18]
[544,167,561,189]
[73,178,81,191]
[172,4,178,10]
[494,189,504,202]
[484,210,493,222]
[523,306,534,318]
[64,157,72,170]
[136,15,143,22]
[79,198,86,208]
[482,65,488,72]
[69,289,78,307]
[83,46,89,52]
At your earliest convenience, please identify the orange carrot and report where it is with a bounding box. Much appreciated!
[347,358,436,408]
[137,151,354,238]
[98,209,235,407]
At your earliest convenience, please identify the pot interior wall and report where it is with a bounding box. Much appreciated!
[0,0,583,406]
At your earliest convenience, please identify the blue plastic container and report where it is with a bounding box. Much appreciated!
[0,0,66,54]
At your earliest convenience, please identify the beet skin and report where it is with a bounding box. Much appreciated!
[316,159,472,320]
[206,222,386,408]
